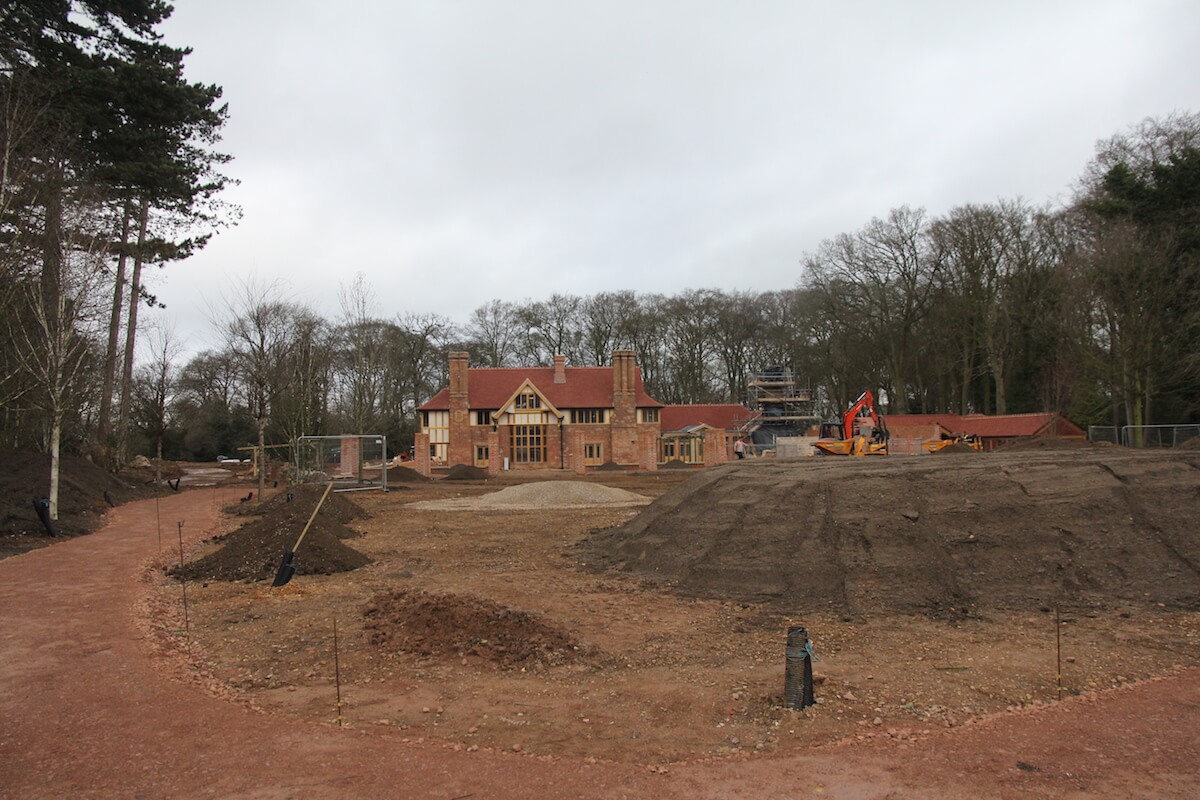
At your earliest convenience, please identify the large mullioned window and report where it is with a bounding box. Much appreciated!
[510,424,545,463]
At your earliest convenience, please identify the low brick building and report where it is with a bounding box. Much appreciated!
[886,412,1086,453]
[414,351,666,476]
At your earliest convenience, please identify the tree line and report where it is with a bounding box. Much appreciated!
[2,6,1197,485]
[1,1,233,515]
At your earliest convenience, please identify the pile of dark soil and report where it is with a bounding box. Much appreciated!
[575,451,1200,617]
[0,451,164,555]
[659,459,692,469]
[362,589,586,670]
[224,484,370,528]
[171,491,371,582]
[594,461,625,472]
[443,464,487,481]
[387,465,429,482]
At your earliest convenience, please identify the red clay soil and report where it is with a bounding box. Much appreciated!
[1,488,1199,798]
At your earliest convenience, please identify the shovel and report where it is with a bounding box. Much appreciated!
[271,482,334,587]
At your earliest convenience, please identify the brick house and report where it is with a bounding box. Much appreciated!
[659,404,756,467]
[414,351,666,476]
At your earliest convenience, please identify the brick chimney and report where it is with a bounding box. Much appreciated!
[611,350,638,465]
[449,351,469,398]
[553,354,567,384]
[447,352,471,466]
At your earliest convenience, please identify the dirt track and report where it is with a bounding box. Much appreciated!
[2,456,1199,798]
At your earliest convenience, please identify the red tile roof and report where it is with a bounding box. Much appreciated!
[885,412,1083,439]
[418,366,662,411]
[661,404,753,432]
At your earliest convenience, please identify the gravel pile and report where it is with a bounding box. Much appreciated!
[410,480,650,511]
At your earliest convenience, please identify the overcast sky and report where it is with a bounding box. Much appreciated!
[151,0,1199,357]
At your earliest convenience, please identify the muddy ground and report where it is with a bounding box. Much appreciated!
[158,449,1200,766]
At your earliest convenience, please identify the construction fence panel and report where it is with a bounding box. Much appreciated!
[1119,424,1200,448]
[1088,426,1120,445]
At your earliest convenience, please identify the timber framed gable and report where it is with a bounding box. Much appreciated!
[491,379,564,426]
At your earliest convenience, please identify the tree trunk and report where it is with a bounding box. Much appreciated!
[257,419,266,504]
[991,355,1007,416]
[49,413,61,520]
[97,200,132,459]
[116,200,149,465]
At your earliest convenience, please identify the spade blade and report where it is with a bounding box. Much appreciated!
[271,550,296,587]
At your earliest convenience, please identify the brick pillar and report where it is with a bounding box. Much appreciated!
[610,350,638,465]
[340,435,361,478]
[547,420,564,469]
[704,429,727,467]
[414,431,432,476]
[486,429,502,477]
[637,428,659,471]
[448,352,471,467]
[567,428,587,474]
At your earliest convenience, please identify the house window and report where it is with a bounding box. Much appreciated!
[584,443,603,465]
[422,410,450,465]
[658,435,703,464]
[474,445,490,467]
[640,408,660,423]
[514,391,541,410]
[510,424,545,463]
[474,410,493,426]
[571,408,605,424]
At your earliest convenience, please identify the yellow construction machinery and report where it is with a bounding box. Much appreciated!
[922,434,983,454]
[812,391,889,456]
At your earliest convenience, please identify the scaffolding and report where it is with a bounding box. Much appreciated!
[746,366,820,427]
[742,366,821,451]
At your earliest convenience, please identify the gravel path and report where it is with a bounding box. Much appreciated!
[1,488,1197,799]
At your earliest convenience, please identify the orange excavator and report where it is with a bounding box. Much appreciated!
[813,390,889,456]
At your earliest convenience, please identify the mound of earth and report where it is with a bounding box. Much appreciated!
[443,464,487,481]
[410,480,650,511]
[0,451,166,554]
[574,451,1200,617]
[660,459,693,469]
[224,484,370,527]
[386,465,429,482]
[362,589,586,669]
[171,494,371,582]
[594,461,625,471]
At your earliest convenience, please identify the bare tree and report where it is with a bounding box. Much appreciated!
[804,206,939,413]
[131,323,182,481]
[223,281,298,501]
[464,299,523,367]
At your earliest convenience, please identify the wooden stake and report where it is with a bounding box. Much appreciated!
[177,521,191,654]
[1055,608,1063,701]
[333,617,344,727]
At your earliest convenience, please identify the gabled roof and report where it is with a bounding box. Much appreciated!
[885,412,1083,439]
[495,378,564,419]
[418,366,662,411]
[661,404,753,433]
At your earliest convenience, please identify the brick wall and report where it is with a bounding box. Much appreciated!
[414,431,431,476]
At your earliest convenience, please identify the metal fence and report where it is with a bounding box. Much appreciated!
[1088,424,1200,448]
